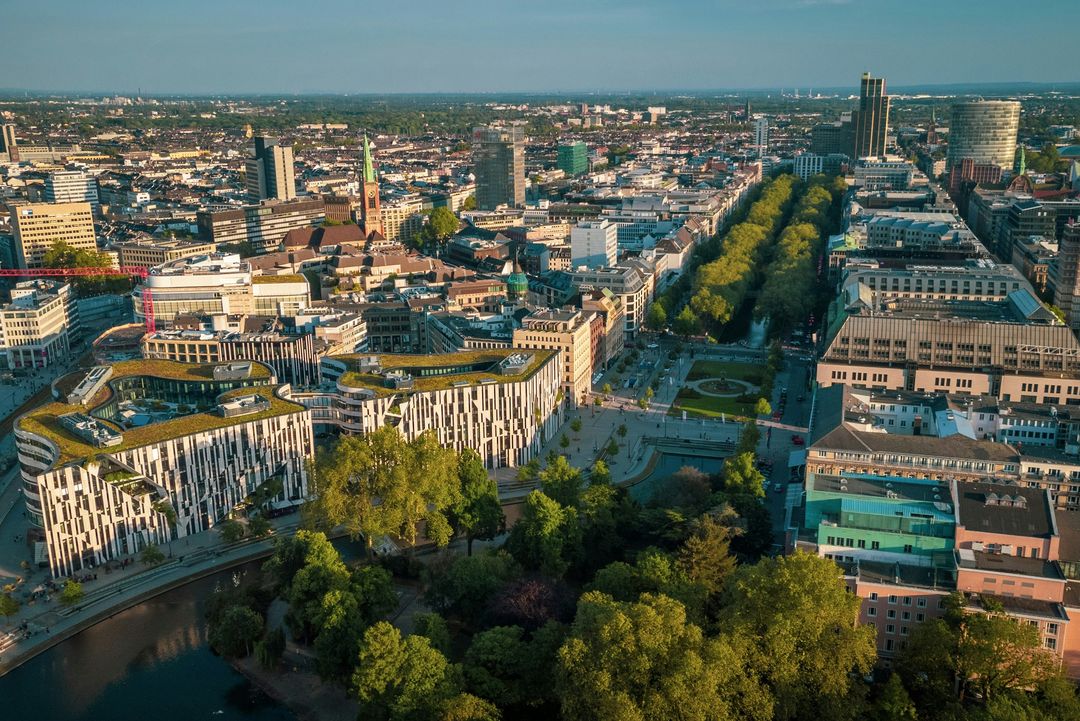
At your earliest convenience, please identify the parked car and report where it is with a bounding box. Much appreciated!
[773,483,784,493]
[791,435,805,446]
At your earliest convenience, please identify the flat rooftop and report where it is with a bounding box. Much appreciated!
[19,360,296,466]
[333,348,556,397]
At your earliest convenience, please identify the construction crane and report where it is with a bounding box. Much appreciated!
[0,266,155,332]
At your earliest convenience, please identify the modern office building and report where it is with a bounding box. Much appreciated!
[114,236,217,268]
[570,265,653,339]
[245,136,296,201]
[15,360,313,577]
[947,100,1021,173]
[557,141,588,177]
[570,219,618,269]
[141,324,321,388]
[513,309,596,406]
[313,350,562,469]
[853,161,914,190]
[196,198,324,254]
[1053,223,1080,330]
[44,170,100,213]
[0,280,80,370]
[133,253,311,325]
[11,202,97,269]
[852,73,890,158]
[472,126,526,210]
[811,120,854,157]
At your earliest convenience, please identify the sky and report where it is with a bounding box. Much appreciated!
[2,0,1077,95]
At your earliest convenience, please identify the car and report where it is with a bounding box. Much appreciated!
[773,483,784,493]
[646,343,659,350]
[791,435,805,446]
[772,411,782,420]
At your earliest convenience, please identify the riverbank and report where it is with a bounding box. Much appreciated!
[232,655,357,721]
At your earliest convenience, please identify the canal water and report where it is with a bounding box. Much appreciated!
[629,451,726,502]
[0,562,295,721]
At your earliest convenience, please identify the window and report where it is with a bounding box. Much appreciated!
[889,595,898,604]
[869,592,879,601]
[916,598,927,608]
[868,607,877,617]
[1047,638,1057,651]
[887,609,896,619]
[886,624,895,634]
[903,597,911,606]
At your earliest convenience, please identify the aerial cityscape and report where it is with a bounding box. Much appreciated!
[1,2,1079,720]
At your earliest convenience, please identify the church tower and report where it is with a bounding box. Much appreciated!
[359,134,383,239]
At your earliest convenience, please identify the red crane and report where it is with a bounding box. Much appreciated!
[0,266,156,332]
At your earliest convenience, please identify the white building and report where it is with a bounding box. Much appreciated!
[0,280,80,370]
[15,360,313,577]
[133,253,311,326]
[793,153,824,180]
[570,219,617,269]
[313,349,563,469]
[44,170,100,213]
[754,117,769,154]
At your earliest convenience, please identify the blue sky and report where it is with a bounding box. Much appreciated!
[2,0,1076,94]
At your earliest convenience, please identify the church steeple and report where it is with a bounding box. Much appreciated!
[359,134,383,239]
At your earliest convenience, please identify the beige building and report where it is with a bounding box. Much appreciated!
[0,280,80,370]
[196,199,324,255]
[513,309,596,406]
[12,202,97,269]
[581,288,625,370]
[114,236,216,268]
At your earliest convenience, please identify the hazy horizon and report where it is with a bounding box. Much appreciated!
[2,0,1077,96]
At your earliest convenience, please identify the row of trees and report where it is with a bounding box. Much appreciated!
[43,240,132,297]
[753,175,846,334]
[687,174,799,333]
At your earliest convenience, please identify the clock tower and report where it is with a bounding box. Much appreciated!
[359,134,383,239]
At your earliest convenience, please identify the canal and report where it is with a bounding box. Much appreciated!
[0,562,295,721]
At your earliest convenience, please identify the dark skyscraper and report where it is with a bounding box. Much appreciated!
[852,72,890,158]
[473,125,526,210]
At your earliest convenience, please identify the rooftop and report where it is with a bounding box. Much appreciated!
[956,549,1064,580]
[334,348,556,396]
[18,360,294,466]
[955,482,1055,539]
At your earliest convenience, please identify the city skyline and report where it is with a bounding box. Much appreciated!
[2,0,1078,95]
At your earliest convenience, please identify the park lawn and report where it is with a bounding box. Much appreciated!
[669,387,755,420]
[685,361,763,385]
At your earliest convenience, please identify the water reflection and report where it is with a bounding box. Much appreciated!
[0,562,294,721]
[630,452,725,501]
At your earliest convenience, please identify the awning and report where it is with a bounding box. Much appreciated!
[788,450,807,468]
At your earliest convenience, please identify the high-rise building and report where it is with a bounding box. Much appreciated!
[0,123,17,161]
[44,170,100,212]
[1052,222,1080,330]
[852,73,890,158]
[0,280,80,370]
[245,136,296,201]
[571,219,617,269]
[557,141,588,176]
[12,202,97,269]
[196,198,324,254]
[472,125,526,210]
[946,100,1021,173]
[754,117,769,154]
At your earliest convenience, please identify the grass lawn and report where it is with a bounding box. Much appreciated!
[685,361,763,385]
[669,387,755,420]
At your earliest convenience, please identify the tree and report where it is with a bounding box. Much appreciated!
[557,592,770,721]
[505,491,581,577]
[353,622,457,721]
[721,552,876,720]
[602,383,613,396]
[453,449,505,556]
[264,529,341,594]
[219,519,246,543]
[570,418,583,433]
[677,513,738,601]
[720,452,766,498]
[754,398,772,417]
[516,457,541,483]
[352,564,398,625]
[140,544,165,566]
[560,434,570,449]
[314,588,365,682]
[736,420,760,456]
[646,301,668,331]
[59,579,84,607]
[255,627,286,670]
[438,694,501,721]
[248,514,272,538]
[0,594,19,621]
[424,207,461,246]
[590,459,612,486]
[426,551,521,617]
[42,240,130,296]
[487,576,575,630]
[208,604,264,658]
[870,674,917,721]
[606,439,619,457]
[654,465,713,511]
[673,306,699,337]
[539,455,584,508]
[461,194,478,212]
[413,612,451,655]
[617,424,628,438]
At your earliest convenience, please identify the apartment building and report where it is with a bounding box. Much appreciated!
[15,360,313,577]
[44,170,100,212]
[513,309,596,406]
[580,288,625,370]
[843,261,1030,302]
[196,199,324,254]
[0,280,80,370]
[113,236,216,268]
[313,350,562,469]
[11,202,97,269]
[246,136,296,202]
[570,265,652,339]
